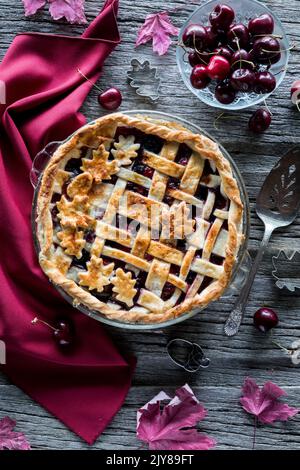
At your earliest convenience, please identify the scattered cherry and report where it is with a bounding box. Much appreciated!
[227,23,250,49]
[209,4,235,32]
[190,64,211,89]
[53,319,74,348]
[230,68,255,92]
[253,307,279,333]
[98,87,122,110]
[254,71,276,94]
[252,36,281,64]
[215,79,236,104]
[182,23,208,49]
[31,316,75,349]
[248,13,274,36]
[207,55,230,80]
[248,108,272,133]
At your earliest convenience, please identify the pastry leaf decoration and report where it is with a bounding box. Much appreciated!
[78,255,114,292]
[111,135,140,166]
[57,195,94,229]
[111,268,137,307]
[57,228,86,259]
[81,144,119,183]
[67,173,93,199]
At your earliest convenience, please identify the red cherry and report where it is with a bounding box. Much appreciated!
[214,46,233,62]
[227,24,250,50]
[252,36,281,64]
[188,51,210,67]
[254,71,276,94]
[209,4,235,31]
[231,49,254,70]
[190,64,211,89]
[248,108,272,133]
[53,318,75,348]
[230,68,255,92]
[182,24,208,49]
[205,26,219,50]
[207,55,230,80]
[215,80,236,104]
[253,307,279,332]
[98,87,122,110]
[248,13,274,36]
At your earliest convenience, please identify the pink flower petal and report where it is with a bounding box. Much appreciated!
[48,0,87,24]
[23,0,46,16]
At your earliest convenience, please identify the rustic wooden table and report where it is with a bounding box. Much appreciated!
[0,0,300,450]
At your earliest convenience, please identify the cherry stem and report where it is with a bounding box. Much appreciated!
[77,68,103,93]
[231,59,255,69]
[296,100,300,112]
[263,99,272,116]
[254,34,283,39]
[252,416,257,450]
[32,317,57,332]
[261,43,295,54]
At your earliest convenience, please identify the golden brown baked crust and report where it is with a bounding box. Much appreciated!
[36,113,243,324]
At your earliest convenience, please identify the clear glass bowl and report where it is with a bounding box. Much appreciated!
[176,0,289,111]
[31,110,250,330]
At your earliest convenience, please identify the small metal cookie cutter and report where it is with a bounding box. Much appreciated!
[167,338,210,373]
[272,250,300,291]
[127,58,161,103]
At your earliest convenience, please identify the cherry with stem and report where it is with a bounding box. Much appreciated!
[77,68,122,111]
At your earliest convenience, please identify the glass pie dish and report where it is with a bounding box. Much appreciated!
[31,110,250,330]
[176,0,289,111]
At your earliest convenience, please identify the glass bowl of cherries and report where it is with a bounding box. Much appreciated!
[176,0,289,110]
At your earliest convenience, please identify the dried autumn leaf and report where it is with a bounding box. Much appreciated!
[137,384,216,450]
[240,377,299,424]
[23,0,46,15]
[0,417,31,450]
[23,0,87,24]
[49,0,87,24]
[135,12,179,56]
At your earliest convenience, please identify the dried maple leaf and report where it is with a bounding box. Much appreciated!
[135,12,179,56]
[137,384,216,450]
[23,0,46,15]
[0,417,31,450]
[240,377,299,449]
[23,0,87,24]
[240,377,299,424]
[49,0,87,24]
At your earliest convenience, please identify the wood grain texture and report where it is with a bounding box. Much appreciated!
[0,0,300,450]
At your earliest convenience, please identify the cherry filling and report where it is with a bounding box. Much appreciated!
[126,181,148,196]
[51,205,59,224]
[194,183,208,201]
[210,254,224,265]
[132,162,154,179]
[65,158,83,176]
[163,194,175,206]
[84,229,96,244]
[142,134,164,154]
[170,265,180,276]
[71,249,90,269]
[51,193,61,204]
[161,282,176,301]
[167,177,180,191]
[176,239,187,252]
[175,143,192,165]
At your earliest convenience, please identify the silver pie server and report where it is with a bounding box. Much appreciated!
[224,146,300,337]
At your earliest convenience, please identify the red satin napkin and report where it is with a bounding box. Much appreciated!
[0,0,136,445]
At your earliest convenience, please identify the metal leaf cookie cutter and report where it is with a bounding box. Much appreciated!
[272,250,300,291]
[167,338,210,373]
[127,58,161,103]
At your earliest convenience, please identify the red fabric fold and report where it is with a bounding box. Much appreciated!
[0,0,136,445]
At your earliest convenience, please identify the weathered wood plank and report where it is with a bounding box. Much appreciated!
[0,0,300,450]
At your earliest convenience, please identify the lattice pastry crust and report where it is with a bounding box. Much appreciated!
[36,113,243,324]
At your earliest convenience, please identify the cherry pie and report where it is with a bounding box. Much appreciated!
[36,113,243,324]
